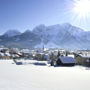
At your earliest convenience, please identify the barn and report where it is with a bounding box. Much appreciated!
[56,57,76,66]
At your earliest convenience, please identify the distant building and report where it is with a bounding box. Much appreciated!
[74,54,90,66]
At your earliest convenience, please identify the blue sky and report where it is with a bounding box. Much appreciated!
[0,0,90,34]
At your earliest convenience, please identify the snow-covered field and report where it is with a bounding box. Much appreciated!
[0,60,90,90]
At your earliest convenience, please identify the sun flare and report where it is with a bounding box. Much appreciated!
[74,0,90,17]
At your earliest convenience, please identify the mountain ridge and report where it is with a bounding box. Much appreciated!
[0,23,90,50]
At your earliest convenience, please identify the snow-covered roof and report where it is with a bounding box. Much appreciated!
[12,54,19,58]
[5,53,11,56]
[67,54,74,58]
[79,54,90,58]
[0,53,4,56]
[59,57,76,63]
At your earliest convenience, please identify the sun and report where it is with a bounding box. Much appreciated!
[74,0,90,18]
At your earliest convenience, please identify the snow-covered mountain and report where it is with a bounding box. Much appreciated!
[33,23,90,49]
[0,23,90,49]
[2,30,21,37]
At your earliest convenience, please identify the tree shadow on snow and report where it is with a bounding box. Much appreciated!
[19,60,47,66]
[54,65,75,68]
[32,62,47,66]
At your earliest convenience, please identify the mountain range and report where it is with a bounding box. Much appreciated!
[0,23,90,50]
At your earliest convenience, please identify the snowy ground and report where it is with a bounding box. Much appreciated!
[0,60,90,90]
